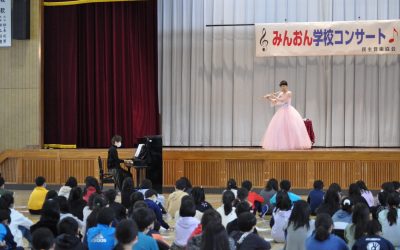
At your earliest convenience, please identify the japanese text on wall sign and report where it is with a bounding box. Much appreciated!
[0,0,11,47]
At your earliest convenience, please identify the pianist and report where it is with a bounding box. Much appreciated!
[107,135,132,191]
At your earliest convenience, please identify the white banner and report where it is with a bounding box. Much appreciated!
[255,20,400,57]
[0,0,11,47]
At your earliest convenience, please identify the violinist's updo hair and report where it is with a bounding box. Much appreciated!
[279,80,288,86]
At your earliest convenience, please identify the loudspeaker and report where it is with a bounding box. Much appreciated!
[12,0,30,40]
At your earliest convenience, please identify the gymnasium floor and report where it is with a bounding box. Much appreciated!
[12,190,284,250]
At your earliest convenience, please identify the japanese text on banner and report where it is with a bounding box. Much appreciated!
[255,20,400,57]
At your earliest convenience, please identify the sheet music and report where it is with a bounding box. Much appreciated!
[135,144,144,158]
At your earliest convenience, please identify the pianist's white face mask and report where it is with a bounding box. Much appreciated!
[115,142,122,148]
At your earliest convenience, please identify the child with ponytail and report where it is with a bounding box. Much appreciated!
[305,213,348,250]
[216,190,237,228]
[378,192,400,248]
[344,203,369,248]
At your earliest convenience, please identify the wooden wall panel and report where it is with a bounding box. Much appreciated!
[60,160,96,184]
[314,161,357,189]
[22,159,57,184]
[183,161,221,187]
[1,148,400,190]
[163,160,179,186]
[226,160,265,187]
[270,161,308,189]
[0,158,17,182]
[361,161,400,190]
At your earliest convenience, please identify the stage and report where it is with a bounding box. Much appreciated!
[0,147,399,190]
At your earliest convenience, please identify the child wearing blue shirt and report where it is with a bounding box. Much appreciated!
[307,180,325,215]
[0,209,22,250]
[87,207,116,250]
[270,180,301,205]
[144,189,170,230]
[305,213,348,250]
[131,207,159,250]
[352,219,394,250]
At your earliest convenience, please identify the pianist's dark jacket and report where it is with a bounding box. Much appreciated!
[107,145,124,169]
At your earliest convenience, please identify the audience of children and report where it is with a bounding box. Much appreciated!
[4,174,400,250]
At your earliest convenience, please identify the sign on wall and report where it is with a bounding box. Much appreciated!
[255,20,400,57]
[0,0,11,47]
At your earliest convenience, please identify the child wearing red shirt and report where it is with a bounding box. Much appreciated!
[242,180,264,214]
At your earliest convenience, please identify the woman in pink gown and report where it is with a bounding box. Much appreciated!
[261,80,312,150]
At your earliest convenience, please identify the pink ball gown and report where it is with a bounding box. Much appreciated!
[261,91,312,150]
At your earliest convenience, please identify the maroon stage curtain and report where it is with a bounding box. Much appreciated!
[44,1,159,148]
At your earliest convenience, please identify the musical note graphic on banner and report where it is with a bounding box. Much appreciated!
[389,28,398,43]
[259,28,269,52]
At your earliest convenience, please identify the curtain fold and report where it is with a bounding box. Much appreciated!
[44,0,159,148]
[158,0,400,147]
[44,6,78,147]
